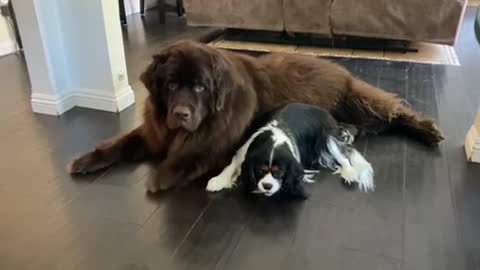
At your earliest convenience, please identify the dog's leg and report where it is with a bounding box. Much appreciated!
[206,129,265,192]
[206,160,239,192]
[146,152,219,192]
[335,78,444,146]
[205,142,252,192]
[326,137,374,192]
[68,126,150,174]
[145,160,181,193]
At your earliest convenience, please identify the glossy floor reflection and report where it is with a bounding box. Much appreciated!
[1,8,480,270]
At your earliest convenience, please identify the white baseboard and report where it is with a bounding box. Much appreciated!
[124,0,141,16]
[465,125,480,163]
[0,40,17,57]
[31,86,135,116]
[73,86,135,112]
[31,92,76,115]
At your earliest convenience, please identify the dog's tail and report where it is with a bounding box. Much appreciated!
[334,78,444,146]
[320,137,374,192]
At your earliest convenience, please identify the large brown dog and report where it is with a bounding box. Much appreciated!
[68,40,443,191]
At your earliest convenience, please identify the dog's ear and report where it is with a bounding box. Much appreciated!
[140,53,169,94]
[211,51,238,112]
[283,161,309,199]
[239,160,257,195]
[152,53,169,64]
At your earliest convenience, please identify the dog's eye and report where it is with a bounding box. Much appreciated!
[256,166,269,176]
[168,82,178,91]
[193,85,205,93]
[271,170,284,179]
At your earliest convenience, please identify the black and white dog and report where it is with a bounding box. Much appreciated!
[206,103,374,198]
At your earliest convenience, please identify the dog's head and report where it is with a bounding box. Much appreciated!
[140,40,238,132]
[240,132,308,199]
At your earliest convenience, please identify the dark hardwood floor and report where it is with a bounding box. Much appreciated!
[1,9,480,270]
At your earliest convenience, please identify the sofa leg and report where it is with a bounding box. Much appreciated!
[465,105,480,163]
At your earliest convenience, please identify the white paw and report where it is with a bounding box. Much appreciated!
[334,165,374,192]
[206,175,233,192]
[303,175,316,183]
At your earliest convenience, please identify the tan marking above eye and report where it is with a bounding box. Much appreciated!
[270,165,280,173]
[260,164,269,172]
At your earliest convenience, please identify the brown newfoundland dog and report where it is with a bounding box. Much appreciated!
[68,40,443,191]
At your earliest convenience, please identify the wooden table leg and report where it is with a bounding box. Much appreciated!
[465,105,480,163]
[119,0,127,24]
[158,0,166,23]
[140,0,145,16]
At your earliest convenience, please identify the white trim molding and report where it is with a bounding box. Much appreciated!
[31,92,75,115]
[31,86,135,116]
[465,106,480,163]
[73,86,135,112]
[0,40,17,56]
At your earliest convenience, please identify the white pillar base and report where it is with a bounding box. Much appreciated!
[465,125,480,163]
[31,86,135,116]
[465,106,480,163]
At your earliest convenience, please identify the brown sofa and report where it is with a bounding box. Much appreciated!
[184,0,467,45]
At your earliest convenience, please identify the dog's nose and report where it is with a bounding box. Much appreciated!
[173,106,191,120]
[262,183,273,190]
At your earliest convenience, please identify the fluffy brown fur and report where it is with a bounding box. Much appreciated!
[68,40,443,190]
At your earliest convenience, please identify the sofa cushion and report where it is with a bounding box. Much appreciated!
[330,0,466,45]
[283,0,332,36]
[184,0,284,31]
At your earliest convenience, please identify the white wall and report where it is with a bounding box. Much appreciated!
[13,0,135,115]
[34,0,68,94]
[100,0,130,93]
[57,0,114,92]
[12,0,58,96]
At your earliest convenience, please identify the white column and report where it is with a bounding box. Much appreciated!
[12,0,134,116]
[0,8,17,56]
[465,106,480,163]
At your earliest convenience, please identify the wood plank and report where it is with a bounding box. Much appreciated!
[223,199,303,270]
[170,194,253,270]
[403,63,468,270]
[433,63,480,269]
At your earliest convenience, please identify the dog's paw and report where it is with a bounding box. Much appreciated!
[206,175,233,192]
[340,129,355,144]
[67,151,109,175]
[145,178,161,193]
[420,119,445,146]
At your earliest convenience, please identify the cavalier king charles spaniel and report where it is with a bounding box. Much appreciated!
[206,103,374,199]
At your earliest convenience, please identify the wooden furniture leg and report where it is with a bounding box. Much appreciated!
[119,0,127,24]
[176,0,184,17]
[140,0,145,16]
